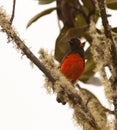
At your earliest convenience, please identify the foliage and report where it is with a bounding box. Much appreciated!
[26,0,117,129]
[0,0,117,130]
[27,0,117,84]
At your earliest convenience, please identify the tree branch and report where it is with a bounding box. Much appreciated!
[97,0,117,121]
[10,0,16,24]
[0,7,109,129]
[0,7,55,83]
[97,0,117,80]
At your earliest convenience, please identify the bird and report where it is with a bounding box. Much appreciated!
[60,38,85,84]
[57,38,85,105]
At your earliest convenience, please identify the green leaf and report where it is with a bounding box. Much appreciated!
[75,14,88,28]
[82,0,100,24]
[26,7,56,28]
[55,27,72,63]
[79,54,96,82]
[79,47,101,85]
[38,0,55,5]
[54,26,88,63]
[112,27,117,33]
[82,0,94,12]
[106,0,117,10]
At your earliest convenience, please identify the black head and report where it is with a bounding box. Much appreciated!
[69,38,84,51]
[68,38,85,58]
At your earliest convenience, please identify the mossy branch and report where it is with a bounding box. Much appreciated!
[97,0,117,120]
[0,7,109,129]
[97,0,117,80]
[0,7,55,83]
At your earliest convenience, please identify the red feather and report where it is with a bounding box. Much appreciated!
[61,53,85,83]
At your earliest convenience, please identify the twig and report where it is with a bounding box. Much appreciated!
[97,0,117,76]
[97,0,112,40]
[10,0,16,24]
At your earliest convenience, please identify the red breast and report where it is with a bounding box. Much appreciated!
[61,53,84,83]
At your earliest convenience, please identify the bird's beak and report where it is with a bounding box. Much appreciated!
[80,42,85,47]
